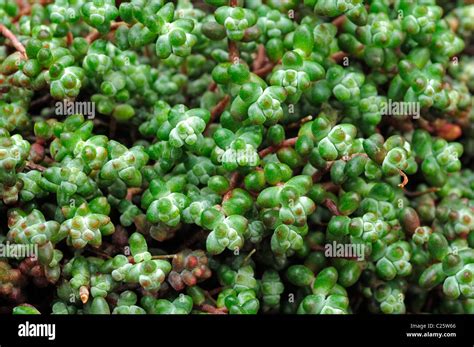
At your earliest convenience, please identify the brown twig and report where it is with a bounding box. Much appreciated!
[203,290,218,306]
[126,187,143,201]
[0,24,27,58]
[209,95,230,122]
[331,15,346,29]
[398,169,409,188]
[86,246,112,259]
[243,248,256,265]
[228,40,239,64]
[208,82,217,92]
[403,187,439,197]
[331,51,348,63]
[312,162,334,182]
[253,62,276,77]
[109,117,117,138]
[287,115,313,129]
[199,304,228,314]
[417,117,435,133]
[13,0,32,22]
[204,94,231,135]
[323,198,341,216]
[66,31,74,46]
[29,93,52,108]
[228,171,240,188]
[151,254,177,260]
[258,137,298,158]
[310,244,326,252]
[222,172,240,202]
[252,44,266,71]
[85,21,129,44]
[25,161,46,172]
[228,0,240,63]
[321,181,340,194]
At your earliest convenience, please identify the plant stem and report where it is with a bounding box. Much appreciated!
[199,304,227,314]
[403,187,439,197]
[222,172,240,202]
[228,0,239,63]
[243,248,256,264]
[332,15,346,29]
[398,169,409,188]
[228,40,239,64]
[85,21,129,43]
[25,161,46,172]
[252,44,266,71]
[258,137,298,158]
[331,51,348,63]
[287,115,313,129]
[323,198,341,216]
[210,95,230,122]
[151,254,177,259]
[253,62,276,77]
[126,187,143,201]
[0,24,27,58]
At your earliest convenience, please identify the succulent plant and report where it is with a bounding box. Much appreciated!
[0,0,473,319]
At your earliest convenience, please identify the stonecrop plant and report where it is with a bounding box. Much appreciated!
[1,0,474,315]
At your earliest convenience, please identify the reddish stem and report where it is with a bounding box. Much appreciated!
[208,82,217,92]
[258,137,298,158]
[13,0,32,22]
[0,24,27,58]
[66,31,74,46]
[397,169,409,188]
[417,117,435,133]
[323,198,341,216]
[321,181,340,193]
[25,161,46,172]
[331,51,348,63]
[210,95,230,122]
[87,246,112,259]
[228,40,239,64]
[253,62,276,77]
[126,187,143,201]
[287,115,313,129]
[85,21,129,43]
[30,93,52,108]
[227,0,240,64]
[222,172,240,202]
[332,15,346,29]
[252,44,266,71]
[403,187,439,197]
[199,304,228,314]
